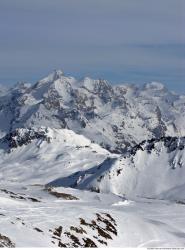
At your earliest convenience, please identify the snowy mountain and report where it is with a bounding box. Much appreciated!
[1,127,184,201]
[0,70,185,247]
[0,127,110,185]
[56,136,185,201]
[0,70,184,152]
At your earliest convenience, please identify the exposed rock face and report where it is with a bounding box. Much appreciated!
[130,136,185,155]
[0,234,15,247]
[49,212,117,247]
[2,127,51,149]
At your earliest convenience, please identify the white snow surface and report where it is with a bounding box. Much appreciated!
[0,127,185,247]
[0,70,185,247]
[1,184,185,248]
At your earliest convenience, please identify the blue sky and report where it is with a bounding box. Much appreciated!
[0,0,184,92]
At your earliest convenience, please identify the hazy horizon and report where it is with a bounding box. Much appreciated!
[0,0,184,93]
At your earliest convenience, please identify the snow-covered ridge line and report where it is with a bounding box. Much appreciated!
[0,127,97,150]
[1,126,184,154]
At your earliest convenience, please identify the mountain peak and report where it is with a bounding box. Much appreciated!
[143,82,166,91]
[37,69,64,86]
[53,69,64,79]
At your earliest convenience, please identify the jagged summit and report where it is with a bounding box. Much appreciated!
[38,69,64,84]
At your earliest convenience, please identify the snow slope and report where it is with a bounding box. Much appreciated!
[0,127,185,247]
[0,127,110,186]
[1,184,185,248]
[54,136,185,201]
[2,127,184,203]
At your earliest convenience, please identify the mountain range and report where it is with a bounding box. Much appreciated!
[0,70,185,247]
[0,70,185,151]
